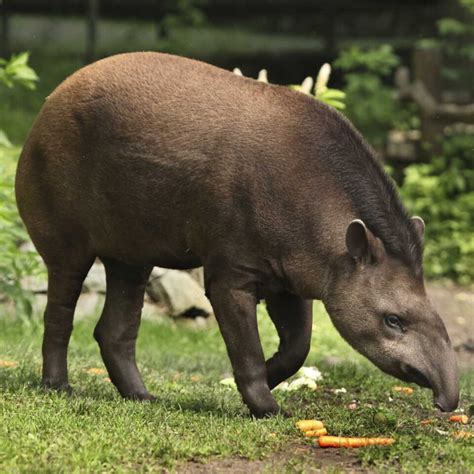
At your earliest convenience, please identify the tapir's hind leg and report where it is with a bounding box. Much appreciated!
[94,258,153,400]
[42,258,95,391]
[265,292,313,389]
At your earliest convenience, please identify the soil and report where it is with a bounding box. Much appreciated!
[179,443,367,473]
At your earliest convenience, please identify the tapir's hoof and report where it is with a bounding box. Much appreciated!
[250,405,282,419]
[42,380,74,395]
[124,392,156,402]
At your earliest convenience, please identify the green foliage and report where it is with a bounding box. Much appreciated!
[334,44,400,76]
[400,132,474,284]
[435,0,474,94]
[289,63,346,110]
[334,45,408,149]
[0,53,42,318]
[159,0,206,35]
[0,52,39,90]
[0,145,43,319]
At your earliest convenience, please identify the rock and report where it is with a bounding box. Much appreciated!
[82,263,107,293]
[147,268,213,318]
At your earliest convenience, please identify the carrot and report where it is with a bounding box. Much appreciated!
[296,420,324,432]
[0,360,18,368]
[392,386,414,395]
[452,431,473,439]
[420,419,434,425]
[304,428,328,438]
[449,415,468,424]
[318,436,395,448]
[85,367,107,375]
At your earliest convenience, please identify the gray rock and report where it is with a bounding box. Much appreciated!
[147,268,213,318]
[83,263,107,293]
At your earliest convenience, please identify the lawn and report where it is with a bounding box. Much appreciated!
[0,302,472,473]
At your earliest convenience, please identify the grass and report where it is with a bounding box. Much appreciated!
[0,302,472,473]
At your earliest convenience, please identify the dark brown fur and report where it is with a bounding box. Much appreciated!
[15,53,458,416]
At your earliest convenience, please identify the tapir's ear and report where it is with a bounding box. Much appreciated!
[411,216,425,241]
[345,219,385,264]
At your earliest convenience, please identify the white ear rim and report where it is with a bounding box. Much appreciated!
[411,216,425,239]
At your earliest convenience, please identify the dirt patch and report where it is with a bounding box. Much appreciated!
[426,283,474,371]
[178,443,370,473]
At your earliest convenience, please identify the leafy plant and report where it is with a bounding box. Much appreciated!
[290,63,346,110]
[400,131,474,284]
[0,52,39,90]
[436,0,474,97]
[0,52,42,318]
[334,45,404,149]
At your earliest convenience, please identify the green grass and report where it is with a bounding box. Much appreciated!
[0,302,472,473]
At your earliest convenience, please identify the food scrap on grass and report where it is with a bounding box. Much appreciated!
[318,436,395,448]
[296,419,325,432]
[449,414,469,424]
[0,360,18,368]
[392,386,414,395]
[296,420,395,447]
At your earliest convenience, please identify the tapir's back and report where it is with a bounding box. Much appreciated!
[16,52,326,267]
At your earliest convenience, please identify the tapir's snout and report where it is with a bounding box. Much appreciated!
[401,338,460,412]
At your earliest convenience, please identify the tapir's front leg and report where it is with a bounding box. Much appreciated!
[265,292,312,389]
[206,273,280,418]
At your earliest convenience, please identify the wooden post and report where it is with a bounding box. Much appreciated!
[85,0,99,63]
[0,0,9,58]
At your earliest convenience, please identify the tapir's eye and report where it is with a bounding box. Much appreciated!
[384,314,403,332]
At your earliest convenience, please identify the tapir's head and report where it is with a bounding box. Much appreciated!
[325,217,459,412]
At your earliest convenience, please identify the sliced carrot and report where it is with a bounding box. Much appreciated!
[85,367,107,375]
[420,419,434,425]
[318,436,395,448]
[296,420,324,432]
[304,428,328,438]
[452,431,473,439]
[392,386,414,395]
[0,360,18,368]
[449,415,468,424]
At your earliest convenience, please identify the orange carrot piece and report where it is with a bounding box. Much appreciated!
[0,360,18,368]
[304,428,328,438]
[392,386,414,395]
[296,420,324,432]
[318,436,395,448]
[85,367,107,375]
[420,419,434,425]
[452,431,473,439]
[449,415,468,424]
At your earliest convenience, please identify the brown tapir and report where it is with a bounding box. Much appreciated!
[15,52,459,417]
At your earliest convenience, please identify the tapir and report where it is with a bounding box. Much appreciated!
[15,52,459,417]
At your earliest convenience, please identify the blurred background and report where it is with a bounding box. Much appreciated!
[0,0,473,322]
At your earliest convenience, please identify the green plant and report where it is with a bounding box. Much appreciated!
[436,0,474,96]
[400,131,474,284]
[334,45,406,149]
[290,63,346,110]
[0,52,39,90]
[0,52,42,318]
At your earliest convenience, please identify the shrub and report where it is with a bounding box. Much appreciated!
[0,53,42,318]
[400,131,474,284]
